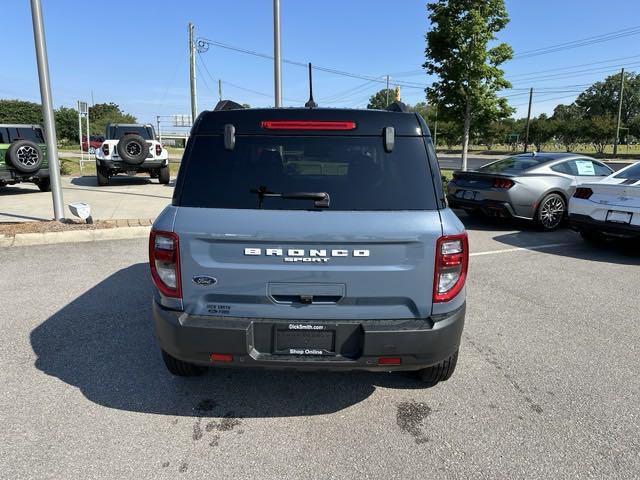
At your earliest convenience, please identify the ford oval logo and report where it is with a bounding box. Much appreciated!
[192,275,217,286]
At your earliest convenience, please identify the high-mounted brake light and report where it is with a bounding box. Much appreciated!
[433,233,469,303]
[573,187,593,199]
[493,177,514,189]
[260,120,356,131]
[149,230,182,298]
[102,143,110,156]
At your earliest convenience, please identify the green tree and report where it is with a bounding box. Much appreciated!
[367,89,398,109]
[54,106,79,143]
[585,115,616,154]
[576,71,640,124]
[424,0,513,170]
[477,119,510,150]
[527,114,555,151]
[89,102,136,135]
[552,104,585,152]
[436,120,461,149]
[0,99,42,124]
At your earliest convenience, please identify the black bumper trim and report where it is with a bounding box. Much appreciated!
[569,213,640,237]
[153,302,465,371]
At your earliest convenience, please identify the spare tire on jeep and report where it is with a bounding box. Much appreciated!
[116,134,149,165]
[6,140,44,173]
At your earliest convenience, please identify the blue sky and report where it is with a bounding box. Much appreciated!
[3,0,640,127]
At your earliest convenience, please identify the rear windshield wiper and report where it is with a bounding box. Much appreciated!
[250,187,330,208]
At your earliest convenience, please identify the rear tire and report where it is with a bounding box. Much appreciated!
[158,165,170,184]
[416,349,458,386]
[161,349,205,377]
[536,193,566,231]
[96,162,109,186]
[36,177,51,192]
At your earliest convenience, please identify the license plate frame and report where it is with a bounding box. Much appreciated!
[274,326,335,356]
[606,210,632,224]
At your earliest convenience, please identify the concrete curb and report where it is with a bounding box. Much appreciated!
[1,226,151,248]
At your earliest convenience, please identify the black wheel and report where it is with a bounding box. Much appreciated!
[158,165,170,184]
[7,140,44,173]
[536,193,566,231]
[416,349,458,386]
[116,134,149,165]
[36,177,51,192]
[96,161,110,186]
[161,349,205,377]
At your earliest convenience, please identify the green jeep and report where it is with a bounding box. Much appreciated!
[0,124,50,191]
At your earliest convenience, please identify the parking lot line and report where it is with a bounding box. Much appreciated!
[470,241,576,257]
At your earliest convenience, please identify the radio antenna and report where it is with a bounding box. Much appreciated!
[305,62,317,108]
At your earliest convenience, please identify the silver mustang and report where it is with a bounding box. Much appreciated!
[447,153,614,230]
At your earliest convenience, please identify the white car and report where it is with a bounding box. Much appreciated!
[569,162,640,241]
[94,123,169,186]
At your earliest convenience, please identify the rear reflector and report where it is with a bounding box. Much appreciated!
[574,187,593,199]
[378,357,401,365]
[210,353,233,362]
[261,120,356,131]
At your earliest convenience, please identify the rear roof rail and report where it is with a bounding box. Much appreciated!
[213,100,246,111]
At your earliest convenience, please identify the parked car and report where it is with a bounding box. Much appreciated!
[569,162,640,241]
[81,135,104,154]
[447,153,614,230]
[150,102,467,385]
[0,124,50,191]
[94,123,169,186]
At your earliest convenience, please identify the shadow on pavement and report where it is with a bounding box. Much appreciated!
[70,175,154,187]
[0,184,41,195]
[31,264,425,419]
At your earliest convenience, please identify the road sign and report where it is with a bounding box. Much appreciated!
[78,101,88,115]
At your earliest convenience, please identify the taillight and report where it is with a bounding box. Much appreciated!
[574,187,593,199]
[260,120,356,130]
[155,144,162,156]
[102,143,110,155]
[433,233,469,303]
[149,230,181,298]
[493,177,514,189]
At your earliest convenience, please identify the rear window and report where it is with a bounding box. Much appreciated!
[6,127,45,143]
[177,136,436,210]
[478,155,548,174]
[614,163,640,180]
[107,126,154,140]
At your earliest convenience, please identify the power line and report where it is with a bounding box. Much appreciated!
[513,25,640,59]
[196,37,428,90]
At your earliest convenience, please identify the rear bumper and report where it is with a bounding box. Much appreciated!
[0,168,49,183]
[97,158,168,170]
[569,213,640,238]
[152,301,465,372]
[447,194,523,218]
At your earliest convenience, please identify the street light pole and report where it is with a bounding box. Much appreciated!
[273,0,282,107]
[188,22,197,123]
[30,0,64,220]
[524,87,533,153]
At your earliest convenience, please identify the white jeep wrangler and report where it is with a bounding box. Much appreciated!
[94,123,170,186]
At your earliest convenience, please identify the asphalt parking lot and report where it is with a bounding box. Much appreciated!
[2,213,638,479]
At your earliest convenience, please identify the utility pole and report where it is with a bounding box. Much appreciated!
[30,0,64,220]
[523,87,533,153]
[385,75,390,107]
[273,0,282,107]
[218,79,222,102]
[433,103,438,147]
[614,67,625,156]
[188,22,197,124]
[156,115,162,143]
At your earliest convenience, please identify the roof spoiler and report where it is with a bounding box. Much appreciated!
[386,101,408,113]
[213,100,246,111]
